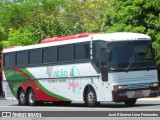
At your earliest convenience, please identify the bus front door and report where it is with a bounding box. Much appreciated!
[100,47,111,101]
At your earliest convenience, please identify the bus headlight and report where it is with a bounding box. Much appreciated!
[149,82,159,87]
[114,85,128,91]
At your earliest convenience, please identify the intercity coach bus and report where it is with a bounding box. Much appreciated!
[2,32,159,107]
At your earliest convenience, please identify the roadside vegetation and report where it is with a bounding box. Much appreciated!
[0,0,160,65]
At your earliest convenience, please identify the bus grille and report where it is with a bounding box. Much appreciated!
[128,83,149,89]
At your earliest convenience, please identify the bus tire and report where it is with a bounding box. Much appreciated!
[124,99,137,106]
[18,89,27,106]
[84,88,98,107]
[28,89,36,106]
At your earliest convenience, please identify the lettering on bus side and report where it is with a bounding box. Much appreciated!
[46,66,68,78]
[46,66,81,94]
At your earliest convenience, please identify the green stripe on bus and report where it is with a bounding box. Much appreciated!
[21,69,71,101]
[4,68,71,101]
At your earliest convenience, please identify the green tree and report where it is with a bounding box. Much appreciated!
[2,28,35,48]
[0,0,110,45]
[64,0,109,33]
[27,0,109,43]
[0,0,68,43]
[0,25,5,40]
[28,14,67,43]
[0,0,33,29]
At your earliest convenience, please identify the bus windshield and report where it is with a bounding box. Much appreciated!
[109,40,156,70]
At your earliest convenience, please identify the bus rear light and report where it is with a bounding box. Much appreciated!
[114,85,128,91]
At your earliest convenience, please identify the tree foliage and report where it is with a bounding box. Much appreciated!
[2,28,35,47]
[0,0,160,65]
[0,0,108,44]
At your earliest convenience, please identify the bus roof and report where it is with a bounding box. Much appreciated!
[3,32,151,53]
[41,32,98,43]
[92,32,151,41]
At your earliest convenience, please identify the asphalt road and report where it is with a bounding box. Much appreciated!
[0,98,159,120]
[0,98,160,111]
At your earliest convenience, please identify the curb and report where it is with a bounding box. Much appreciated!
[138,97,160,100]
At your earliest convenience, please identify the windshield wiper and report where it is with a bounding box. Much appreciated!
[125,61,135,72]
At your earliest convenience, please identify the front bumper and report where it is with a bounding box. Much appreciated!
[112,87,159,102]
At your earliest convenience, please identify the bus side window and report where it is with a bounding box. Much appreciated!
[100,47,108,81]
[4,53,15,68]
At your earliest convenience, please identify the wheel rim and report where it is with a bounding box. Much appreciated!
[87,91,95,104]
[20,91,26,104]
[28,90,34,104]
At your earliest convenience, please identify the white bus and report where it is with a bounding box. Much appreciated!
[2,32,159,107]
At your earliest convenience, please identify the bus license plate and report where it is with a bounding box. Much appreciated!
[127,90,144,98]
[135,90,143,97]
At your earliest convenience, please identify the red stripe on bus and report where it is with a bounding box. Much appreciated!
[12,68,32,80]
[11,68,67,101]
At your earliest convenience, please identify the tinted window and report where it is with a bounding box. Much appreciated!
[93,41,100,69]
[75,43,90,60]
[29,49,42,64]
[58,45,73,62]
[43,47,57,63]
[4,53,15,67]
[4,54,9,67]
[16,51,28,66]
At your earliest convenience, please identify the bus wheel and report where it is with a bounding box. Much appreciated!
[85,88,98,107]
[124,99,137,106]
[28,89,36,106]
[19,89,27,105]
